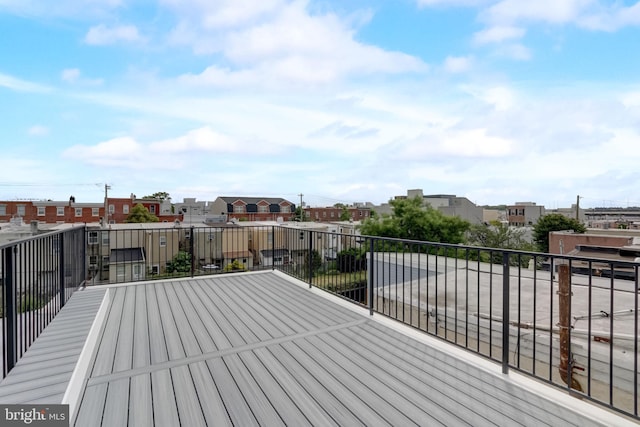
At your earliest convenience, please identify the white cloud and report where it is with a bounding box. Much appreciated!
[0,72,52,93]
[61,68,81,83]
[170,1,426,87]
[27,125,49,136]
[495,43,532,60]
[443,55,473,73]
[397,128,514,160]
[84,24,144,46]
[60,68,104,85]
[482,0,588,26]
[62,127,252,169]
[472,26,525,44]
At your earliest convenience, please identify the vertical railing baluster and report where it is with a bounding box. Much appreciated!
[502,251,510,374]
[4,246,16,374]
[58,233,65,308]
[369,238,374,316]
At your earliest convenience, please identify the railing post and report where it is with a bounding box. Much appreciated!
[59,233,66,308]
[307,230,313,288]
[271,226,275,271]
[190,226,195,278]
[369,237,374,315]
[3,247,16,374]
[502,251,510,374]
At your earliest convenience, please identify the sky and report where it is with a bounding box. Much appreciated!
[1,0,639,209]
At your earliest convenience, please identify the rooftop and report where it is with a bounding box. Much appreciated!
[0,271,633,426]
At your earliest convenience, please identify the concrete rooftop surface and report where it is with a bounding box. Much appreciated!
[0,270,636,426]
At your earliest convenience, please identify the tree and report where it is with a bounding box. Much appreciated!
[467,222,536,265]
[339,206,351,221]
[359,196,470,244]
[166,251,191,273]
[144,191,171,202]
[532,214,586,253]
[294,206,311,222]
[126,203,159,223]
[467,222,532,250]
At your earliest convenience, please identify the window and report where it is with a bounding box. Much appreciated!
[281,206,290,213]
[37,206,45,216]
[89,256,98,266]
[315,212,319,219]
[151,265,160,275]
[323,212,326,218]
[0,205,5,215]
[102,256,109,270]
[57,207,64,216]
[88,231,99,245]
[123,204,129,214]
[17,205,25,216]
[92,208,99,217]
[234,205,245,213]
[75,208,83,217]
[102,232,109,245]
[116,265,125,280]
[159,236,167,247]
[149,205,156,214]
[330,212,334,218]
[258,205,268,213]
[108,204,115,214]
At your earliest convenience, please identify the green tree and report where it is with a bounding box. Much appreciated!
[532,214,586,253]
[144,191,171,202]
[339,206,351,221]
[359,196,470,244]
[304,249,323,277]
[294,206,311,221]
[166,251,191,273]
[126,203,159,223]
[467,221,532,250]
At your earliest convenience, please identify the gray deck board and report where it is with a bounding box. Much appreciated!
[1,271,627,427]
[0,288,106,403]
[189,361,232,427]
[150,370,179,427]
[129,374,153,427]
[171,365,206,427]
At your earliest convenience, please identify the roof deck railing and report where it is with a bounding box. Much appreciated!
[1,224,638,420]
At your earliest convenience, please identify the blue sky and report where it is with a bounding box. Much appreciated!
[1,0,640,209]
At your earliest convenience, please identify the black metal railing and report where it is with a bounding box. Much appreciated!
[1,226,86,377]
[3,223,639,419]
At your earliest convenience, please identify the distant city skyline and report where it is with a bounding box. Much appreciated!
[1,1,639,209]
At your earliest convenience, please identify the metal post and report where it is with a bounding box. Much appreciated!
[3,247,16,374]
[502,252,510,374]
[59,233,66,308]
[190,226,195,278]
[369,238,374,315]
[271,226,275,271]
[307,230,313,288]
[558,262,583,391]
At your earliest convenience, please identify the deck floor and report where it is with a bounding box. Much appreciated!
[0,271,632,426]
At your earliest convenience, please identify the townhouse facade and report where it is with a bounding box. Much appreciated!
[211,197,296,222]
[0,199,104,224]
[507,202,545,227]
[305,206,371,222]
[0,195,180,225]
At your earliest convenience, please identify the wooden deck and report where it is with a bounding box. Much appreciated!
[0,271,634,426]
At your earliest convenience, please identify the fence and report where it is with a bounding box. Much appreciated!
[0,226,86,377]
[2,224,639,419]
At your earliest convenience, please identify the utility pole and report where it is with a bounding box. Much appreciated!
[104,184,111,225]
[576,195,580,221]
[298,193,304,221]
